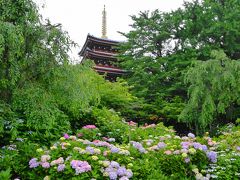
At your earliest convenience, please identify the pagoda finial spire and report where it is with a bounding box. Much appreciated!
[101,5,107,39]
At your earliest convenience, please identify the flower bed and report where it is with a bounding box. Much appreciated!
[26,124,240,180]
[1,123,239,179]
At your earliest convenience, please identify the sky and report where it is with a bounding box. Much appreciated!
[34,0,191,62]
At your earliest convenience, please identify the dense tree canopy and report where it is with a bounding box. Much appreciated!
[119,0,240,133]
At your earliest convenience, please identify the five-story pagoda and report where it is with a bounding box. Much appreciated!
[79,5,126,81]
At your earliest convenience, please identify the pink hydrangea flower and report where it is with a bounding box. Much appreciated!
[103,151,108,156]
[63,133,69,139]
[82,125,97,129]
[141,123,156,129]
[102,137,108,141]
[164,150,172,155]
[70,160,91,174]
[77,133,83,137]
[128,121,137,126]
[41,162,50,168]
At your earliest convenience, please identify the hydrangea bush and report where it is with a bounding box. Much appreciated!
[1,123,239,179]
[26,123,237,180]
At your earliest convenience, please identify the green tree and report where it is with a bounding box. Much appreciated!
[0,0,76,143]
[118,0,240,129]
[118,10,194,123]
[179,50,240,134]
[0,0,74,103]
[179,0,240,60]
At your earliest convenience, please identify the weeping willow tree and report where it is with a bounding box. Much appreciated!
[179,50,240,135]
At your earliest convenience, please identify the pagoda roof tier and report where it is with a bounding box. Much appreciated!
[94,65,126,75]
[79,34,120,56]
[85,49,117,60]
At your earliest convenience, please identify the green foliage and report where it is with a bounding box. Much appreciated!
[92,107,129,143]
[128,123,175,142]
[49,61,136,131]
[180,50,240,134]
[11,83,70,143]
[77,127,101,141]
[118,9,197,123]
[0,0,75,103]
[0,0,75,143]
[0,168,11,180]
[0,101,20,143]
[119,0,240,131]
[98,79,135,111]
[13,84,69,131]
[50,63,101,119]
[0,140,39,180]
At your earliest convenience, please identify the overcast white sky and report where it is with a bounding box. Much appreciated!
[34,0,191,62]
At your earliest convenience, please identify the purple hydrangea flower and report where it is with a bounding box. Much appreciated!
[57,164,65,172]
[41,162,50,168]
[139,147,147,153]
[126,169,133,178]
[117,167,127,176]
[105,166,115,173]
[193,142,202,150]
[30,162,39,168]
[181,142,191,149]
[71,160,79,169]
[201,145,208,151]
[29,158,38,165]
[75,166,84,174]
[86,146,95,154]
[110,161,120,168]
[184,158,190,163]
[207,151,217,163]
[131,141,147,153]
[109,171,118,180]
[29,162,39,168]
[236,146,240,151]
[119,177,129,180]
[63,133,69,139]
[157,142,166,149]
[93,141,110,147]
[181,148,188,153]
[173,150,180,154]
[29,158,39,168]
[110,146,120,153]
[188,133,195,138]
